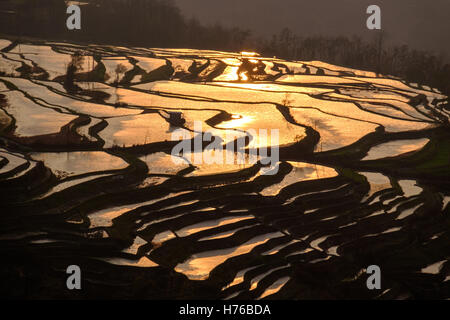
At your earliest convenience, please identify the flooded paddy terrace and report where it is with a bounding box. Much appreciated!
[0,39,449,299]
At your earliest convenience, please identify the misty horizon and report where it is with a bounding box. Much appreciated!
[175,0,450,59]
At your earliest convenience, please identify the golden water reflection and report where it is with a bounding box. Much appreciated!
[175,232,284,280]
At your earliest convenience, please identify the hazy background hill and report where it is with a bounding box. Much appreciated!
[175,0,450,59]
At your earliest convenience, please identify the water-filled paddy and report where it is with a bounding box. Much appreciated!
[0,39,448,300]
[30,151,128,176]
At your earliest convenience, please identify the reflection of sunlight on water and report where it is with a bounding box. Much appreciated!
[443,197,450,210]
[37,174,112,200]
[89,205,142,228]
[175,232,284,280]
[199,225,255,242]
[100,256,158,268]
[398,180,423,198]
[359,172,392,200]
[175,215,254,237]
[221,58,241,66]
[152,230,176,244]
[122,236,147,255]
[249,265,290,291]
[240,72,249,81]
[421,260,446,275]
[362,139,429,161]
[257,276,290,299]
[212,82,332,94]
[140,152,190,174]
[181,149,257,176]
[217,114,254,128]
[260,162,338,196]
[222,265,261,290]
[396,204,422,220]
[261,240,299,256]
[31,151,128,176]
[240,51,258,57]
[215,66,239,81]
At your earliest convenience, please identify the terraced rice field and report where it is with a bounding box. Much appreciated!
[0,39,449,299]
